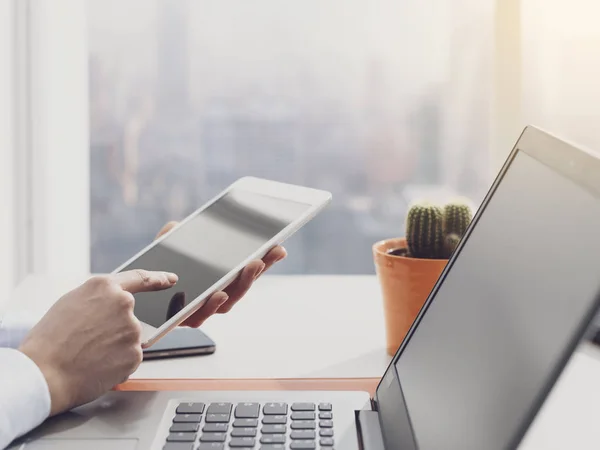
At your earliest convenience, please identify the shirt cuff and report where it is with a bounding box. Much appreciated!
[0,311,38,349]
[0,348,51,448]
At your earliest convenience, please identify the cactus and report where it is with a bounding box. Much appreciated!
[405,203,444,258]
[443,202,473,237]
[399,200,473,259]
[443,233,461,259]
[442,202,473,257]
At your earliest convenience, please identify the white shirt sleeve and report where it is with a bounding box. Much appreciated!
[0,348,51,449]
[0,311,37,349]
[0,312,51,449]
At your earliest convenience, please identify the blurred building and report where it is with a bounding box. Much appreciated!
[87,0,493,274]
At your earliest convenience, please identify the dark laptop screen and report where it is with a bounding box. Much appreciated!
[376,144,600,449]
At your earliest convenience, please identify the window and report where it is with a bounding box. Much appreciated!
[87,0,495,274]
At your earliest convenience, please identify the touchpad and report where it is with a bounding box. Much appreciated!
[22,439,138,450]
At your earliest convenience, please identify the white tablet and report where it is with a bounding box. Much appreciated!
[111,176,332,348]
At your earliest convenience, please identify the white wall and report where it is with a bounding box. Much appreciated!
[28,0,90,276]
[521,0,600,157]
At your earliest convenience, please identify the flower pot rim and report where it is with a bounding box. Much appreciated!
[372,237,449,262]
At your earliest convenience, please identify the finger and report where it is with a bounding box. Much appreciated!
[182,291,229,328]
[218,261,265,313]
[255,245,287,279]
[115,269,178,294]
[155,221,179,240]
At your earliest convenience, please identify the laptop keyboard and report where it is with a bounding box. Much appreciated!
[163,402,335,450]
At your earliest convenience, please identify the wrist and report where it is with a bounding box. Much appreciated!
[18,344,71,416]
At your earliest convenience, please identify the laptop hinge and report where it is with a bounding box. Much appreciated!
[355,409,386,450]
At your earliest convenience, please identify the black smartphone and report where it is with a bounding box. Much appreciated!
[142,327,216,360]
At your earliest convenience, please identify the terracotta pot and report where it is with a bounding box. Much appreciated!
[373,237,448,356]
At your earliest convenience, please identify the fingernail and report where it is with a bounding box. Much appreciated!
[165,272,178,283]
[218,294,229,305]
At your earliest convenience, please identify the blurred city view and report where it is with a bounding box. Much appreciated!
[88,0,494,274]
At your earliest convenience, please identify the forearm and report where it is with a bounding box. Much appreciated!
[0,349,51,449]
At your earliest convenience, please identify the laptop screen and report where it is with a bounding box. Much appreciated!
[375,137,600,449]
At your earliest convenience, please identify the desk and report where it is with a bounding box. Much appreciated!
[5,274,600,449]
[3,274,390,379]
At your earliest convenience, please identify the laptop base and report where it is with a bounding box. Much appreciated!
[8,390,372,450]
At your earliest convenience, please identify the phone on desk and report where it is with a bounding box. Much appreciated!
[112,176,332,348]
[142,327,216,360]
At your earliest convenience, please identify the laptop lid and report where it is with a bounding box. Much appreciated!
[373,126,600,450]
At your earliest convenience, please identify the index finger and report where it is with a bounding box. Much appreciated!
[114,269,178,293]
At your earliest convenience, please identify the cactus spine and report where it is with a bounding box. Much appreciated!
[406,204,444,259]
[443,203,472,238]
[403,200,473,259]
[442,202,473,258]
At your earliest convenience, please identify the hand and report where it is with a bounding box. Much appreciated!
[155,221,287,327]
[19,270,179,416]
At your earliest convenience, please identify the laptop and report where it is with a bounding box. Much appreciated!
[9,124,600,450]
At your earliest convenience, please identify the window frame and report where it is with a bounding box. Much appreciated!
[0,0,16,301]
[1,0,91,300]
[491,0,524,173]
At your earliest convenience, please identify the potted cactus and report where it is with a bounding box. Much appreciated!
[373,200,473,355]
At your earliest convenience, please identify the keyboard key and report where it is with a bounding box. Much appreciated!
[263,403,288,415]
[170,423,199,433]
[235,402,260,418]
[176,402,205,414]
[262,415,287,425]
[229,437,256,447]
[231,428,257,437]
[233,419,258,427]
[320,428,334,437]
[163,443,194,450]
[291,403,315,411]
[320,437,335,446]
[291,430,316,440]
[200,432,227,442]
[198,444,225,450]
[259,445,285,450]
[319,420,333,428]
[173,414,202,423]
[262,424,287,434]
[319,412,332,420]
[207,403,232,415]
[291,412,315,420]
[318,403,332,411]
[290,440,316,449]
[203,423,228,433]
[167,432,196,442]
[205,414,230,423]
[260,434,286,444]
[291,421,316,430]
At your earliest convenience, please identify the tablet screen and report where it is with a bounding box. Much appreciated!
[119,188,311,327]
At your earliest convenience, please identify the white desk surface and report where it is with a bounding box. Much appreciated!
[4,274,600,449]
[4,274,391,379]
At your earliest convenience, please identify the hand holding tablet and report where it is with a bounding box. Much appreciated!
[153,220,287,328]
[112,177,332,348]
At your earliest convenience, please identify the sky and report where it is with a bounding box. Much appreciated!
[86,0,466,111]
